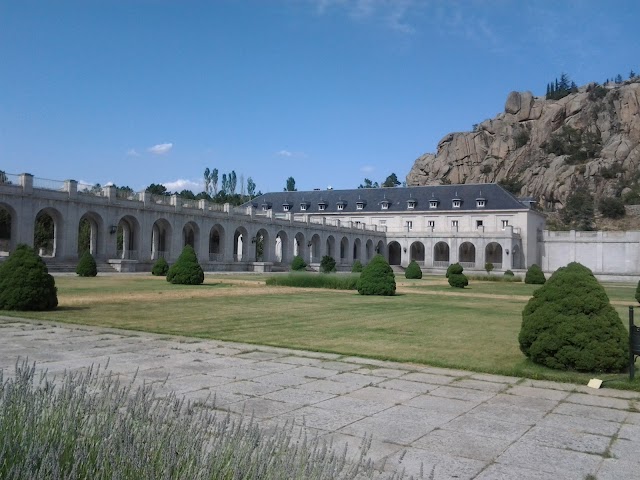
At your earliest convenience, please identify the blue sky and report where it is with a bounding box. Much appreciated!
[1,1,638,194]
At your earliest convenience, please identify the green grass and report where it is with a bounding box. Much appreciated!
[266,272,360,289]
[5,274,640,390]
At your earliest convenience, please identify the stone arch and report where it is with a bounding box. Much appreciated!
[511,244,523,269]
[375,240,385,257]
[388,241,402,266]
[365,239,374,262]
[353,238,362,263]
[275,230,289,263]
[433,242,450,266]
[294,232,306,260]
[233,226,249,261]
[0,202,17,254]
[182,221,200,253]
[254,228,270,262]
[310,234,321,263]
[485,242,503,267]
[459,241,476,267]
[326,235,336,260]
[116,214,141,260]
[151,218,172,260]
[78,211,104,256]
[340,236,349,264]
[34,207,63,257]
[209,224,225,262]
[410,241,425,264]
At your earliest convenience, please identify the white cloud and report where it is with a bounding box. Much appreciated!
[126,148,140,157]
[148,143,173,155]
[162,179,203,193]
[276,149,307,158]
[360,165,375,174]
[311,0,417,34]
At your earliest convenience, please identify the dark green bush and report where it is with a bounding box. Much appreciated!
[525,264,546,284]
[351,260,363,273]
[485,262,494,274]
[357,254,396,296]
[636,280,640,304]
[446,263,462,278]
[519,262,628,372]
[266,273,359,290]
[599,197,626,219]
[76,251,97,277]
[467,274,521,283]
[320,255,336,273]
[448,273,468,288]
[0,244,57,310]
[152,257,169,276]
[504,269,515,277]
[405,261,423,279]
[291,255,307,271]
[166,245,204,285]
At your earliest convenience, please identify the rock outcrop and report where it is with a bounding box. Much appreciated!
[406,81,640,210]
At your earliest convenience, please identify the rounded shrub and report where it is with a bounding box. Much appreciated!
[504,269,515,277]
[357,254,396,296]
[0,244,57,310]
[351,260,363,273]
[485,262,494,274]
[448,273,468,288]
[166,245,204,285]
[446,263,462,278]
[636,280,640,304]
[525,264,546,284]
[152,257,169,276]
[291,255,307,271]
[320,255,336,273]
[76,251,97,277]
[519,262,628,372]
[405,260,423,279]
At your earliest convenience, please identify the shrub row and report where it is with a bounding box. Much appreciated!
[466,274,522,283]
[266,273,359,290]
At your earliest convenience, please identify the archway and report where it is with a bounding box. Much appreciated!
[410,241,425,264]
[233,226,249,261]
[209,224,225,262]
[511,244,522,269]
[433,242,450,266]
[459,242,476,267]
[310,234,321,263]
[0,203,16,255]
[116,215,140,260]
[340,236,349,264]
[78,211,103,256]
[275,231,289,263]
[388,241,401,266]
[294,232,306,260]
[151,218,172,260]
[353,238,361,263]
[34,208,62,257]
[254,228,270,262]
[485,242,503,268]
[182,221,200,253]
[375,240,385,258]
[326,235,336,260]
[365,239,374,262]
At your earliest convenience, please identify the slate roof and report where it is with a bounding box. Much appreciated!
[247,184,531,214]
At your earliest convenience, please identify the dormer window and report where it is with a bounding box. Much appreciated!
[407,199,416,210]
[300,203,307,211]
[336,200,346,211]
[380,199,391,210]
[261,202,272,211]
[429,200,439,209]
[283,204,290,212]
[356,199,366,210]
[337,204,344,211]
[318,200,327,211]
[452,199,461,208]
[476,199,485,208]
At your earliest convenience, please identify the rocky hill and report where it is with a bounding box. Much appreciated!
[407,80,640,212]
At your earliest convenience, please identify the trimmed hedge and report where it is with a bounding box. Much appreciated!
[448,273,468,288]
[405,261,423,279]
[525,264,546,284]
[504,269,515,277]
[291,255,307,271]
[519,262,628,372]
[266,273,359,290]
[166,245,204,285]
[320,256,336,273]
[351,260,363,273]
[357,254,395,296]
[636,280,640,304]
[152,257,169,276]
[446,263,462,277]
[0,244,58,310]
[76,251,97,277]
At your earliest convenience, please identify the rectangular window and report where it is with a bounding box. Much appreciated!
[356,203,363,210]
[453,200,461,208]
[476,220,483,228]
[451,220,459,227]
[502,219,509,229]
[381,203,389,210]
[337,204,344,211]
[319,204,326,211]
[429,201,438,208]
[406,221,413,230]
[300,204,307,211]
[428,220,435,227]
[407,202,415,209]
[477,200,485,208]
[379,219,387,225]
[283,205,290,212]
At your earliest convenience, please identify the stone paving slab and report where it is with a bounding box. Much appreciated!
[3,317,640,479]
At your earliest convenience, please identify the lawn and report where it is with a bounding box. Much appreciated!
[4,273,640,390]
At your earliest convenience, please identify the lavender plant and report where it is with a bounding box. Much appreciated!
[0,360,405,479]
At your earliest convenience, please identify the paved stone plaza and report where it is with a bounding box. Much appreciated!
[2,317,640,479]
